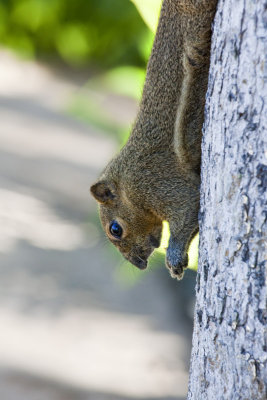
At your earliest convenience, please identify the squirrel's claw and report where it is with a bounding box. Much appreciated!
[168,265,185,280]
[166,241,188,280]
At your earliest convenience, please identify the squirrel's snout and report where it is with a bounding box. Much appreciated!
[149,234,160,248]
[130,256,148,270]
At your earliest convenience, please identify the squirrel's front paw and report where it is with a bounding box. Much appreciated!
[166,240,188,280]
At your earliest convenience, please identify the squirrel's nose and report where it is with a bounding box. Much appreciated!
[131,256,148,270]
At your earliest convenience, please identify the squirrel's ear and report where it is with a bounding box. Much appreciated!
[90,181,115,204]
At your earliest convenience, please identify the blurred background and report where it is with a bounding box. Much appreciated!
[0,1,197,399]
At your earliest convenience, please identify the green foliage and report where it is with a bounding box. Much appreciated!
[130,0,162,32]
[89,66,146,100]
[0,0,150,67]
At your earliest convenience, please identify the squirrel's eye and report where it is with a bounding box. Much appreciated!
[109,221,123,239]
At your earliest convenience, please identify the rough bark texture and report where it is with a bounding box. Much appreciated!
[188,0,267,399]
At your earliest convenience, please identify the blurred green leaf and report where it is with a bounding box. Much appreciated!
[98,66,146,100]
[55,24,90,65]
[0,4,7,38]
[130,0,162,32]
[138,29,154,61]
[11,0,53,31]
[188,234,199,271]
[66,93,122,138]
[4,33,35,58]
[0,0,150,68]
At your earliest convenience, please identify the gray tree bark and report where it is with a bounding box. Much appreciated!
[188,0,267,399]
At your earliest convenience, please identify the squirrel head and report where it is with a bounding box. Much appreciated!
[90,179,162,270]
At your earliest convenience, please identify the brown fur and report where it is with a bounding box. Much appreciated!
[91,0,217,279]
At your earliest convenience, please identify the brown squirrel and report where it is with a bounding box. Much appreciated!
[90,0,217,279]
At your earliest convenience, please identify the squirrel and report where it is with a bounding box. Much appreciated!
[90,0,217,280]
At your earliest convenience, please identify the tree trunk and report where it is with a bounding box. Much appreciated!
[188,0,267,399]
